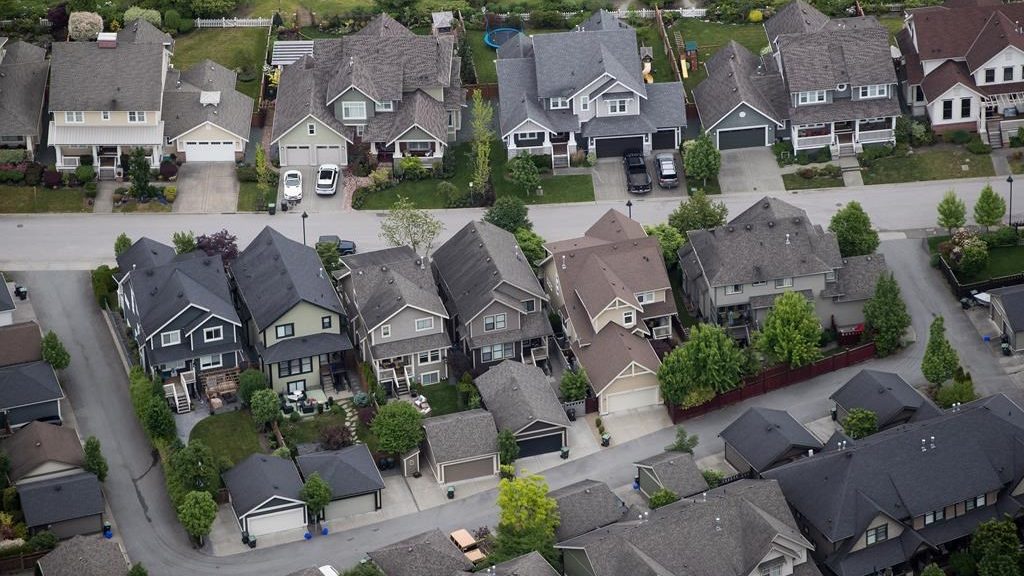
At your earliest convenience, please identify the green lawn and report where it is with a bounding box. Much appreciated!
[877,15,905,40]
[278,406,348,444]
[421,383,463,417]
[686,175,721,195]
[356,420,380,453]
[670,19,768,92]
[634,24,676,83]
[189,410,264,465]
[861,148,995,185]
[927,235,1024,281]
[0,186,88,213]
[782,173,845,191]
[238,181,269,211]
[171,29,269,104]
[115,200,172,213]
[468,32,498,84]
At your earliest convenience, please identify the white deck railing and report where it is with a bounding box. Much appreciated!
[857,129,894,143]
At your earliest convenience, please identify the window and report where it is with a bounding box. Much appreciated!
[1005,66,1015,82]
[381,325,391,338]
[725,284,743,295]
[481,342,514,362]
[985,68,996,83]
[420,371,440,385]
[356,124,365,137]
[321,316,332,329]
[550,97,569,109]
[199,354,222,369]
[484,313,507,331]
[418,349,441,364]
[203,326,223,342]
[636,291,655,304]
[759,558,785,576]
[101,111,110,121]
[942,100,953,120]
[965,494,986,511]
[606,99,629,114]
[924,509,945,525]
[307,123,316,135]
[825,270,836,282]
[798,90,827,105]
[623,310,635,326]
[65,111,84,123]
[858,85,887,99]
[342,101,367,120]
[407,141,431,151]
[287,380,306,393]
[375,101,393,112]
[522,299,536,313]
[775,278,793,288]
[278,357,313,377]
[275,323,295,339]
[915,86,925,102]
[128,111,146,123]
[447,112,455,129]
[581,97,590,111]
[160,331,181,347]
[865,524,888,545]
[517,131,540,141]
[961,97,972,118]
[415,317,434,331]
[752,281,767,287]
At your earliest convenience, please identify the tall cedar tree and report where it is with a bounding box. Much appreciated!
[863,273,911,357]
[921,316,960,385]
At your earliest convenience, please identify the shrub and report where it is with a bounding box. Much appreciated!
[398,156,428,180]
[23,163,42,186]
[648,488,679,509]
[163,186,177,203]
[68,11,103,40]
[352,392,371,408]
[702,469,725,488]
[177,16,194,33]
[985,226,1019,247]
[124,7,161,26]
[163,9,182,32]
[856,144,895,167]
[84,182,98,198]
[966,137,992,155]
[91,265,117,307]
[771,140,795,166]
[796,167,816,179]
[42,168,61,188]
[236,165,258,182]
[820,164,842,178]
[160,161,178,180]
[2,487,18,513]
[75,164,95,183]
[26,531,57,551]
[748,8,763,21]
[0,170,24,184]
[949,130,971,145]
[0,150,26,163]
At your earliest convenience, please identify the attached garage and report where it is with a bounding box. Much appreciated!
[652,129,678,150]
[604,385,660,413]
[244,506,307,537]
[475,361,572,460]
[223,454,308,538]
[422,409,499,484]
[716,127,768,150]
[595,136,644,158]
[315,144,346,165]
[325,493,377,518]
[183,140,236,162]
[281,145,312,166]
[517,431,565,458]
[437,456,499,484]
[296,445,385,524]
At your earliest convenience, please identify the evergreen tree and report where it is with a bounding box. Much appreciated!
[863,273,911,357]
[921,316,960,385]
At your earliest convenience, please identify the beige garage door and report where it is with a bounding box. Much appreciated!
[441,457,495,483]
[315,145,345,165]
[245,507,306,536]
[325,493,377,520]
[282,145,313,166]
[604,386,660,413]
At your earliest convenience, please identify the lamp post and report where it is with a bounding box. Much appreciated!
[1008,175,1015,227]
[626,199,633,219]
[301,211,309,246]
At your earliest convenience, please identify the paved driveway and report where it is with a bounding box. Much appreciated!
[173,162,239,213]
[717,148,785,194]
[277,165,345,213]
[593,154,686,201]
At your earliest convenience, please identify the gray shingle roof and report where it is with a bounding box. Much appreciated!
[719,407,823,473]
[50,31,165,111]
[4,421,84,482]
[989,284,1024,331]
[0,41,47,138]
[788,95,900,125]
[694,41,786,130]
[496,56,579,137]
[764,0,829,41]
[0,360,62,410]
[222,454,304,515]
[19,471,103,528]
[0,321,41,367]
[271,52,352,144]
[115,237,175,277]
[296,444,384,499]
[634,451,709,497]
[36,535,128,576]
[531,23,645,99]
[475,361,569,433]
[363,89,447,144]
[340,246,447,331]
[821,254,889,303]
[163,60,253,142]
[776,18,896,93]
[370,332,450,360]
[422,409,497,464]
[256,332,353,364]
[549,479,626,542]
[234,226,344,331]
[368,528,472,576]
[480,551,559,576]
[830,369,943,429]
[117,18,172,46]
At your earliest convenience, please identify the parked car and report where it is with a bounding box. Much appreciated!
[315,164,340,196]
[317,234,357,255]
[317,567,340,576]
[623,150,652,194]
[655,153,679,188]
[282,170,302,201]
[449,529,486,563]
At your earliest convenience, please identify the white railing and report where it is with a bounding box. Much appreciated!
[793,134,834,149]
[857,129,894,143]
[486,7,707,23]
[194,17,272,28]
[652,325,671,339]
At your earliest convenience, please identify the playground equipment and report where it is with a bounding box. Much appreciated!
[483,8,520,49]
[640,46,654,83]
[673,30,699,79]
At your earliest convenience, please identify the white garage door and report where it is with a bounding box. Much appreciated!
[184,140,236,162]
[282,145,313,166]
[245,507,306,536]
[605,386,660,413]
[324,493,376,520]
[315,145,345,165]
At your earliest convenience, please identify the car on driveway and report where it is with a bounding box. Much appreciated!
[623,150,652,194]
[315,164,339,196]
[282,170,302,201]
[655,153,679,188]
[317,235,357,255]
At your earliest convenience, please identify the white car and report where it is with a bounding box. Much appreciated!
[282,170,302,201]
[315,164,340,196]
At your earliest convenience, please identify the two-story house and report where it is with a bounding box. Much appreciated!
[898,0,1024,146]
[335,246,450,395]
[271,13,464,167]
[0,39,49,160]
[764,394,1024,576]
[541,209,678,414]
[233,227,352,396]
[678,197,888,340]
[431,221,552,372]
[495,10,685,166]
[695,0,899,155]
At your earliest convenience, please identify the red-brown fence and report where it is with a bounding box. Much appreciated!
[465,83,499,99]
[666,342,877,422]
[0,550,47,572]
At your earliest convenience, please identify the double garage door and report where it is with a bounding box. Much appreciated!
[244,506,306,536]
[604,386,660,414]
[183,140,236,162]
[324,493,377,520]
[517,431,565,458]
[595,136,644,158]
[717,127,768,150]
[281,145,345,166]
[438,456,496,484]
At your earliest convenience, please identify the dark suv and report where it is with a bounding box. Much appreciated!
[317,235,357,255]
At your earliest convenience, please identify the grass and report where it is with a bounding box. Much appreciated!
[877,15,906,41]
[420,383,463,417]
[189,410,264,464]
[171,29,269,104]
[238,181,269,211]
[634,24,676,83]
[278,406,348,444]
[0,186,88,213]
[686,175,721,195]
[926,234,1024,281]
[782,173,845,190]
[115,200,172,213]
[468,32,498,84]
[670,19,768,92]
[861,148,995,185]
[668,266,698,327]
[356,420,380,453]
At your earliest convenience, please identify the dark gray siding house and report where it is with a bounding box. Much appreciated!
[19,472,104,539]
[0,361,63,428]
[830,369,942,430]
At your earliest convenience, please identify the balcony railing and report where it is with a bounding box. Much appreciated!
[793,134,833,149]
[652,325,672,340]
[857,129,894,143]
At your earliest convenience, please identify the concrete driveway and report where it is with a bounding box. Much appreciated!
[592,154,686,201]
[277,165,345,213]
[173,162,239,214]
[716,148,785,194]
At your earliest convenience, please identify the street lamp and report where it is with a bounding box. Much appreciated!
[301,211,309,246]
[1008,175,1015,227]
[626,199,633,219]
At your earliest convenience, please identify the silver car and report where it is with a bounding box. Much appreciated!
[655,153,679,188]
[315,164,339,196]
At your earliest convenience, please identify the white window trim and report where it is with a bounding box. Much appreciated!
[375,101,394,112]
[606,99,629,115]
[420,371,440,385]
[160,331,181,347]
[484,313,507,332]
[825,271,836,282]
[355,125,365,137]
[65,111,84,123]
[521,299,536,313]
[550,97,569,110]
[635,291,655,304]
[725,284,743,295]
[623,310,635,326]
[865,524,888,545]
[580,97,590,111]
[203,326,223,342]
[199,354,223,370]
[418,349,442,364]
[381,324,392,338]
[307,123,316,135]
[752,281,767,287]
[798,90,827,105]
[516,131,540,140]
[415,317,434,332]
[858,84,888,99]
[101,111,111,121]
[128,111,147,123]
[406,141,431,151]
[341,101,367,120]
[774,278,794,288]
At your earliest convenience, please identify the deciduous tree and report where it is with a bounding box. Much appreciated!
[514,228,546,269]
[755,292,823,368]
[920,564,944,576]
[493,473,559,565]
[249,389,280,428]
[371,402,424,455]
[167,440,220,504]
[237,369,268,406]
[644,224,685,266]
[172,231,197,254]
[83,436,108,482]
[507,153,540,196]
[177,491,217,542]
[668,191,728,236]
[114,233,133,257]
[683,134,721,185]
[315,241,342,275]
[666,426,699,453]
[68,11,102,40]
[300,472,332,521]
[197,229,239,265]
[828,201,880,257]
[498,429,520,465]
[41,331,70,370]
[863,273,910,357]
[648,488,679,509]
[659,323,746,408]
[484,196,531,232]
[559,368,589,402]
[974,184,1007,232]
[972,517,1022,576]
[921,316,960,385]
[127,564,149,576]
[938,190,967,236]
[379,196,444,257]
[841,408,878,440]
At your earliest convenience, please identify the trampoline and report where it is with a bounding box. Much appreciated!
[484,27,519,48]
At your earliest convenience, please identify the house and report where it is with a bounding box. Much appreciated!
[830,369,942,430]
[162,59,254,162]
[222,454,308,537]
[475,360,570,457]
[4,421,85,485]
[19,472,104,538]
[678,197,888,339]
[897,0,1024,145]
[336,246,450,395]
[0,360,64,429]
[720,407,823,475]
[234,227,352,396]
[495,10,685,166]
[36,535,129,576]
[367,528,473,576]
[0,39,47,159]
[694,0,899,154]
[271,13,464,167]
[432,221,553,370]
[763,393,1024,576]
[556,479,821,576]
[540,209,678,414]
[0,273,14,327]
[473,551,559,576]
[549,479,627,542]
[0,320,42,366]
[634,451,709,499]
[421,409,499,484]
[296,444,385,522]
[990,284,1024,350]
[114,236,176,293]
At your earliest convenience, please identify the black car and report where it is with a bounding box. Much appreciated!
[623,150,652,194]
[317,235,357,255]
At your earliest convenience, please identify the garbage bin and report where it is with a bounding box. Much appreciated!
[830,407,837,421]
[248,537,257,548]
[560,446,569,460]
[447,486,455,499]
[601,433,611,447]
[267,202,276,215]
[241,531,250,544]
[566,408,576,422]
[281,200,289,212]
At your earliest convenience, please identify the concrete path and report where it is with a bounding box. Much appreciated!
[173,163,239,214]
[92,181,117,213]
[992,149,1012,177]
[718,148,785,194]
[839,156,863,187]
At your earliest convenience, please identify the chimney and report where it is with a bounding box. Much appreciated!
[97,32,118,48]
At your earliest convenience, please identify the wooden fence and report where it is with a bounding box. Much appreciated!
[666,342,877,423]
[485,7,707,23]
[935,251,1024,299]
[195,17,272,28]
[0,549,47,572]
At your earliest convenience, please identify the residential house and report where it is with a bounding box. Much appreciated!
[336,246,450,395]
[19,472,104,539]
[432,221,552,370]
[678,197,888,339]
[495,10,685,166]
[549,479,627,542]
[720,407,823,475]
[421,409,499,484]
[990,284,1024,350]
[472,552,558,576]
[4,421,85,485]
[694,0,899,154]
[222,454,308,537]
[36,535,129,576]
[162,59,254,162]
[763,394,1024,576]
[296,444,385,522]
[475,360,570,457]
[114,236,176,296]
[540,209,678,414]
[234,227,352,396]
[633,451,709,499]
[367,528,473,576]
[556,479,821,576]
[0,272,14,327]
[0,321,63,429]
[271,13,464,167]
[831,369,943,430]
[0,320,42,367]
[0,39,48,159]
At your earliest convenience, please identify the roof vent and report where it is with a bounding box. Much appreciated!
[768,221,775,228]
[200,91,221,106]
[97,32,118,48]
[745,224,752,231]
[786,233,791,245]
[793,217,801,224]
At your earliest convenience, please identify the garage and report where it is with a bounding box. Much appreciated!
[325,493,377,519]
[595,135,644,158]
[423,410,499,484]
[315,144,345,165]
[183,140,236,162]
[281,145,312,166]
[439,456,498,484]
[652,129,677,150]
[717,127,768,150]
[296,446,384,522]
[517,432,565,458]
[244,506,307,536]
[223,454,307,539]
[604,386,660,413]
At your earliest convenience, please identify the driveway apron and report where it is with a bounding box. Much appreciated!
[717,148,785,194]
[173,162,239,213]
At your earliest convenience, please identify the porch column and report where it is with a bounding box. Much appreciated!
[508,135,517,151]
[854,120,860,143]
[891,116,897,130]
[369,142,377,154]
[393,143,403,159]
[152,146,161,167]
[92,145,98,167]
[25,136,33,160]
[55,146,64,168]
[543,131,551,149]
[433,140,443,157]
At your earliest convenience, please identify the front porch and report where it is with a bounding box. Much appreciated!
[791,118,896,156]
[54,144,161,178]
[370,139,445,164]
[506,130,578,168]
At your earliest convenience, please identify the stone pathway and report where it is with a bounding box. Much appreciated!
[340,398,359,439]
[340,174,372,210]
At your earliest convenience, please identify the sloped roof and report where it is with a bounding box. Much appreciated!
[990,283,1024,331]
[0,273,12,313]
[907,1,1024,63]
[36,535,128,576]
[115,237,175,277]
[765,0,829,41]
[776,19,895,93]
[821,254,890,303]
[296,444,384,499]
[363,89,447,144]
[4,421,84,482]
[0,360,62,410]
[720,407,823,473]
[0,321,41,367]
[19,471,103,528]
[422,409,498,464]
[634,451,709,497]
[339,246,447,331]
[694,40,786,131]
[496,55,580,137]
[921,59,982,101]
[0,41,47,138]
[475,360,569,433]
[549,479,626,542]
[117,18,172,46]
[271,53,352,144]
[222,454,303,515]
[531,18,645,99]
[163,60,253,142]
[830,369,943,429]
[368,529,472,576]
[479,551,559,576]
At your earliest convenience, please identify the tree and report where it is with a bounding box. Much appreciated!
[190,0,237,17]
[128,147,153,200]
[114,233,133,257]
[683,134,721,185]
[921,316,960,385]
[316,241,342,276]
[177,491,217,542]
[124,6,161,25]
[937,190,967,236]
[659,323,745,406]
[249,389,280,428]
[863,273,911,357]
[127,564,149,576]
[197,229,239,265]
[972,517,1022,576]
[979,555,1020,576]
[470,90,494,194]
[841,408,878,440]
[559,368,589,402]
[668,191,728,236]
[484,196,531,233]
[319,425,353,450]
[665,426,699,453]
[379,196,444,257]
[254,146,272,211]
[498,429,520,465]
[974,184,1007,232]
[644,224,685,266]
[920,564,944,576]
[167,440,220,504]
[828,201,880,257]
[935,376,978,408]
[648,488,679,509]
[83,436,108,482]
[68,11,102,40]
[702,469,725,488]
[172,231,197,254]
[143,395,176,441]
[300,472,332,521]
[41,331,70,370]
[514,228,546,269]
[493,473,559,565]
[237,369,268,405]
[372,402,424,455]
[507,153,541,196]
[755,292,823,368]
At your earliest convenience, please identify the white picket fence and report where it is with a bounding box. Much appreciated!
[486,7,707,23]
[194,17,272,28]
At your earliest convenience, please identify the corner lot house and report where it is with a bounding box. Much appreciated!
[496,10,685,164]
[421,409,499,484]
[475,360,570,457]
[222,454,308,537]
[0,39,48,159]
[296,444,384,522]
[271,13,464,167]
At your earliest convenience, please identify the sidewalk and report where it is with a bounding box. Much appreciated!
[92,181,118,214]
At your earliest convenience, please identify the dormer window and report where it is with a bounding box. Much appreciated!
[606,99,629,114]
[307,123,316,135]
[865,524,888,545]
[858,85,887,99]
[342,101,367,120]
[550,97,569,110]
[836,83,847,91]
[375,101,393,112]
[101,111,111,121]
[623,310,635,326]
[798,90,827,105]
